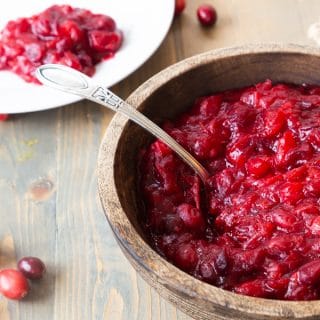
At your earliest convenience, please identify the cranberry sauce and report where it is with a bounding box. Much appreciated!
[0,5,123,83]
[139,80,320,300]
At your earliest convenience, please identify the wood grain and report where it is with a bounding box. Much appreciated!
[1,1,320,319]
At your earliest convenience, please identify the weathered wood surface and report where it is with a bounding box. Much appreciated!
[0,1,319,319]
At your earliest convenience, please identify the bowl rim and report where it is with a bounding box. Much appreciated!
[98,43,320,318]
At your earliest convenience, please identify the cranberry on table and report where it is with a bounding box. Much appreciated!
[0,114,8,121]
[18,257,46,280]
[174,0,186,16]
[197,4,217,26]
[0,269,29,300]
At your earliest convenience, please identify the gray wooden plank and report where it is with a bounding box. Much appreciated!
[0,109,59,319]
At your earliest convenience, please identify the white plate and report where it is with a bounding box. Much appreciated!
[0,0,174,113]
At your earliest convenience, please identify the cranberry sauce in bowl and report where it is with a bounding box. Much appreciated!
[0,5,123,83]
[139,79,320,301]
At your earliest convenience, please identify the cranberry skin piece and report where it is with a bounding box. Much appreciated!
[59,20,84,43]
[234,279,267,298]
[88,30,122,53]
[177,203,205,232]
[197,4,217,27]
[0,114,8,121]
[175,0,186,16]
[0,269,29,300]
[18,257,46,280]
[246,156,271,178]
[85,14,115,31]
[263,109,286,137]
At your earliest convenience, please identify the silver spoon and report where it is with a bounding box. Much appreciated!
[36,64,209,182]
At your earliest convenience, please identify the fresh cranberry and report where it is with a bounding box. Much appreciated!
[0,5,123,83]
[0,114,8,121]
[0,269,29,300]
[197,4,217,27]
[174,0,186,16]
[18,257,46,280]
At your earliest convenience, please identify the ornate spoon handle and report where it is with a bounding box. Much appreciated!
[36,64,209,182]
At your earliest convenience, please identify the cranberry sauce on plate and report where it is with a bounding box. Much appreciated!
[0,5,123,83]
[139,80,320,300]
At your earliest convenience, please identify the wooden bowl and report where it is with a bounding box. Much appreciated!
[98,44,320,320]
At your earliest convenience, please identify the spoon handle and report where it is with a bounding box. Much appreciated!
[36,64,209,182]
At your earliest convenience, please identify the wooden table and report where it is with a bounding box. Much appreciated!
[0,1,319,319]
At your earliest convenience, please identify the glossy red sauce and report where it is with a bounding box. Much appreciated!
[0,5,123,83]
[140,80,320,300]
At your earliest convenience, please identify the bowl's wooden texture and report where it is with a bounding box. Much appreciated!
[98,44,320,320]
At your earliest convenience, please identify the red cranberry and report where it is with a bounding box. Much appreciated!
[0,114,8,121]
[18,257,46,280]
[174,0,186,16]
[0,269,29,300]
[197,4,217,26]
